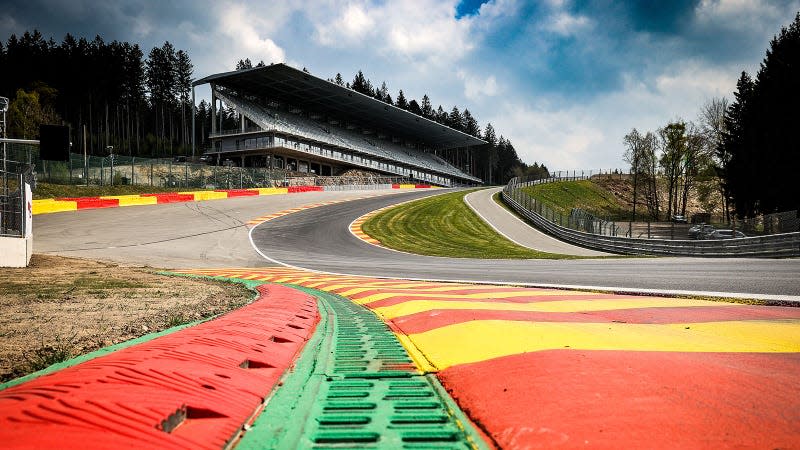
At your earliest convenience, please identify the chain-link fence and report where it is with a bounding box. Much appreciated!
[5,143,293,190]
[1,141,35,238]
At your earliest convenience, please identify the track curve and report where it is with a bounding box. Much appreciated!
[250,189,800,298]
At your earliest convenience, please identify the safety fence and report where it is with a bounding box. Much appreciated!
[504,174,800,257]
[4,142,419,191]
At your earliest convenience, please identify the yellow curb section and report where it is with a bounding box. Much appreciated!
[406,319,800,370]
[99,195,158,206]
[32,199,78,214]
[252,187,289,195]
[179,190,229,201]
[394,332,439,373]
[372,297,738,319]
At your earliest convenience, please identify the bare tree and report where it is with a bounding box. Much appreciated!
[699,97,730,219]
[624,128,660,220]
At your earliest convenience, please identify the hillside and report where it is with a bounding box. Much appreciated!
[522,175,724,222]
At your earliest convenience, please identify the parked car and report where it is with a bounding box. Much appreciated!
[688,224,716,240]
[199,154,214,164]
[706,229,746,239]
[671,214,688,223]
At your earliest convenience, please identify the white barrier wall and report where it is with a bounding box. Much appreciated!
[0,235,32,267]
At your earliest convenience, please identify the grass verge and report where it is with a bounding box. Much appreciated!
[522,180,629,220]
[361,189,578,259]
[33,182,187,200]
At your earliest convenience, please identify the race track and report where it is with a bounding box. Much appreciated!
[250,189,800,298]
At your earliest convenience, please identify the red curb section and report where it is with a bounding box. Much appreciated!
[141,193,197,203]
[438,351,800,449]
[0,284,319,449]
[389,305,800,334]
[58,197,120,209]
[217,189,259,197]
[287,186,324,193]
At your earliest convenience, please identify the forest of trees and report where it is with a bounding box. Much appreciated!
[624,12,799,220]
[717,13,800,216]
[0,30,200,158]
[0,29,543,183]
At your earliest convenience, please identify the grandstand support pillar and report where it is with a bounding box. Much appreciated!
[211,84,217,136]
[240,113,245,133]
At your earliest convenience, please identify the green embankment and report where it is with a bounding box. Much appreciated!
[521,180,628,220]
[361,189,577,259]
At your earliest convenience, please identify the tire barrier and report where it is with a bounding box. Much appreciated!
[0,284,319,449]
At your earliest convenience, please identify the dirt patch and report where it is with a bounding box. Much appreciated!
[593,176,723,220]
[0,254,253,382]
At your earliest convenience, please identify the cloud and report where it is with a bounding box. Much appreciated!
[215,3,286,69]
[316,3,375,46]
[488,101,605,170]
[457,70,499,101]
[308,0,477,67]
[545,12,591,36]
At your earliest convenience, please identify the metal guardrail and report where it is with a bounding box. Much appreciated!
[503,179,800,257]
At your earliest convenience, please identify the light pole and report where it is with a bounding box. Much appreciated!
[1,96,9,223]
[106,146,114,186]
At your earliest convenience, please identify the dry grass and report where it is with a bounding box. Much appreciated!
[0,254,253,382]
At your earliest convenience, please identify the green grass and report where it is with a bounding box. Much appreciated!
[33,182,186,200]
[522,180,628,220]
[361,189,578,259]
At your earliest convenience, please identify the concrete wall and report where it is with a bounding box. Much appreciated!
[0,235,32,267]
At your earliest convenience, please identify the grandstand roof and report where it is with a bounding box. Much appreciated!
[195,64,486,149]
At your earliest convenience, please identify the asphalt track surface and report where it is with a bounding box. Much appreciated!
[251,189,800,299]
[463,187,609,256]
[33,189,404,269]
[33,187,800,298]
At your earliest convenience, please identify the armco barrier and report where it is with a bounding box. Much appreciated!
[502,189,800,257]
[0,283,319,449]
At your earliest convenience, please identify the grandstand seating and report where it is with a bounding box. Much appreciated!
[214,89,479,185]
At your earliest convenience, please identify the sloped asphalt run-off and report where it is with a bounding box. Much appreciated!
[0,283,320,449]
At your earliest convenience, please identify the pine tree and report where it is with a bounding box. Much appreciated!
[334,73,344,86]
[719,13,800,215]
[408,99,422,115]
[236,58,253,70]
[420,94,433,118]
[448,106,463,131]
[176,50,193,148]
[462,109,480,137]
[395,90,408,109]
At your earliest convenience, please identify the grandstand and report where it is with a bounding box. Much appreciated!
[192,64,484,186]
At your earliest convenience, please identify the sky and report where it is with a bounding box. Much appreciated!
[2,0,798,170]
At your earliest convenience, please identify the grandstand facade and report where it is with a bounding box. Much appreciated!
[193,64,484,186]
